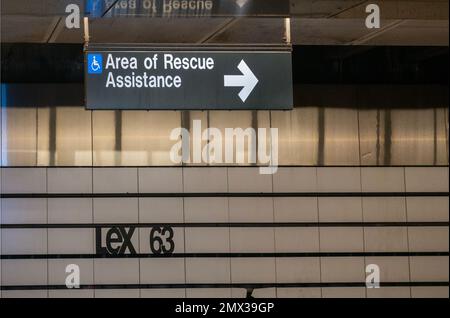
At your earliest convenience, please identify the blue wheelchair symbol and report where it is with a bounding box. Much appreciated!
[88,54,103,74]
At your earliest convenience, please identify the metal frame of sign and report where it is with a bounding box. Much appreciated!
[84,44,293,110]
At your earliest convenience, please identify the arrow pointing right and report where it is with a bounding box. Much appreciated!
[224,60,259,103]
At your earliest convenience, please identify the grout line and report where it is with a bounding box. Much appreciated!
[137,168,141,298]
[226,167,233,298]
[2,281,447,291]
[269,111,278,299]
[3,192,448,199]
[359,167,368,298]
[403,167,413,298]
[181,166,187,298]
[315,167,323,298]
[46,168,49,298]
[2,221,448,229]
[2,251,448,260]
[91,160,95,298]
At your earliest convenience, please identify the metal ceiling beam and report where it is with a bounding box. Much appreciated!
[290,0,449,20]
[45,17,64,43]
[1,1,449,45]
[326,0,370,18]
[349,20,406,45]
[197,18,239,43]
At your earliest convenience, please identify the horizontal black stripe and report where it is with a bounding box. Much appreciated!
[1,251,448,260]
[1,192,449,198]
[1,165,449,168]
[89,44,293,51]
[1,281,448,291]
[1,222,448,229]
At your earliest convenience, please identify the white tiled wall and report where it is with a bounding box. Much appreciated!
[93,168,138,193]
[48,168,92,193]
[1,167,448,298]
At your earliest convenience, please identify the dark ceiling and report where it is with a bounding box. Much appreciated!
[1,43,448,85]
[1,0,449,45]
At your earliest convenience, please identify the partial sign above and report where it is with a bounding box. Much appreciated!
[85,45,293,110]
[85,0,290,18]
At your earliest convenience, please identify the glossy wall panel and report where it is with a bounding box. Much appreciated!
[1,107,37,166]
[1,107,448,167]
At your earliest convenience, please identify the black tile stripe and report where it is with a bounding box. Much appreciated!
[1,165,449,168]
[1,191,449,198]
[1,281,448,291]
[1,221,448,229]
[1,251,448,259]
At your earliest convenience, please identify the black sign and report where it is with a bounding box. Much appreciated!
[85,45,293,110]
[85,0,290,18]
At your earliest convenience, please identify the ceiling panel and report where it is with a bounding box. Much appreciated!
[87,17,232,43]
[1,0,449,46]
[365,20,450,46]
[291,18,375,45]
[333,0,449,20]
[209,18,285,44]
[290,0,364,18]
[1,0,84,16]
[1,16,59,43]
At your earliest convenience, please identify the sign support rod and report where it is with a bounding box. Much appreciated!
[84,17,90,47]
[284,17,291,45]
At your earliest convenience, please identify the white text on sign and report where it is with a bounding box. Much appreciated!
[105,53,215,88]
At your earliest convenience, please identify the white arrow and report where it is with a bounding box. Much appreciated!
[236,0,249,8]
[224,60,258,103]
